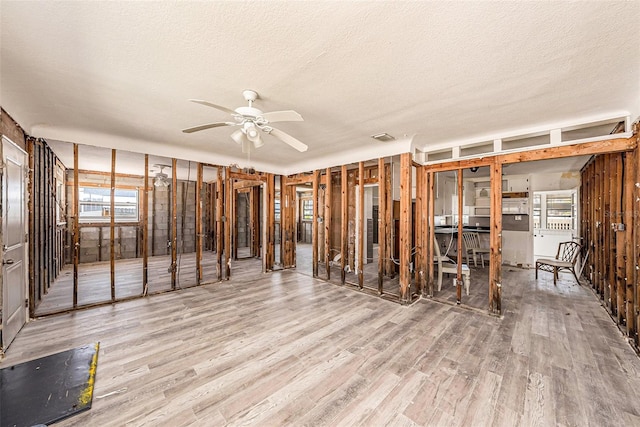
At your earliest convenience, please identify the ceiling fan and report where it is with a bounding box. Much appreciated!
[182,90,308,153]
[151,164,171,187]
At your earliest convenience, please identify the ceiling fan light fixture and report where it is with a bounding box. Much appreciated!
[152,164,171,187]
[231,128,246,145]
[371,132,395,142]
[154,172,170,187]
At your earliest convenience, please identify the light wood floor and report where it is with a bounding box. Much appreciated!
[4,265,640,426]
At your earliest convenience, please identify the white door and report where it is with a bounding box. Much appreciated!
[2,137,28,352]
[533,190,577,259]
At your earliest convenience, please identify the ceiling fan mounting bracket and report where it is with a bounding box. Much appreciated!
[242,90,258,103]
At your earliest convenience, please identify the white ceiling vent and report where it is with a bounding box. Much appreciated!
[371,133,395,142]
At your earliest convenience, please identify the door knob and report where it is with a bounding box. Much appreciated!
[3,259,14,265]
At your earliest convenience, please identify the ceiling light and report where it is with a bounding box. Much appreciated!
[153,164,171,187]
[371,133,395,142]
[231,129,246,145]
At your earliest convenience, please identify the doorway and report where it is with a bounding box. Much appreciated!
[533,190,578,259]
[2,136,28,352]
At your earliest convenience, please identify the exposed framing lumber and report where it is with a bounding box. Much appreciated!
[73,143,79,308]
[385,162,393,279]
[171,158,178,289]
[341,165,348,284]
[110,149,116,301]
[358,161,364,289]
[377,158,386,294]
[456,168,463,304]
[399,153,412,304]
[490,158,502,314]
[415,164,425,296]
[325,168,332,280]
[216,168,223,280]
[196,162,203,284]
[265,173,275,271]
[312,169,319,278]
[228,170,267,182]
[224,166,231,279]
[427,170,435,297]
[636,138,640,345]
[27,139,35,314]
[142,155,148,294]
[348,168,356,274]
[425,137,635,173]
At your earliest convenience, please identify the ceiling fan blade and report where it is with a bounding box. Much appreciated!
[267,127,308,152]
[261,110,304,123]
[182,122,235,133]
[188,99,238,116]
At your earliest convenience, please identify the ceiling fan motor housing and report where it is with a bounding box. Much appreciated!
[234,106,263,119]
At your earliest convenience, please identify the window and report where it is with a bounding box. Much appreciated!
[275,191,281,221]
[546,194,573,230]
[533,194,541,229]
[79,187,139,222]
[302,199,313,221]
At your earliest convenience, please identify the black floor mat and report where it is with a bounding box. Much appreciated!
[1,342,99,427]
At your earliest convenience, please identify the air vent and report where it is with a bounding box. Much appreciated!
[371,133,395,142]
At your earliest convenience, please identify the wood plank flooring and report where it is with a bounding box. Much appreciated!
[4,264,640,426]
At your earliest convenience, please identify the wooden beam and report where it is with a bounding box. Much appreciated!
[427,170,435,297]
[424,136,635,174]
[385,162,393,279]
[110,150,116,301]
[378,158,386,294]
[325,168,332,280]
[284,174,314,186]
[233,179,264,190]
[73,144,79,308]
[312,169,319,278]
[224,167,231,279]
[625,151,635,338]
[456,168,463,304]
[490,159,502,314]
[142,155,148,294]
[358,161,364,289]
[265,174,275,271]
[171,158,178,289]
[216,168,223,280]
[399,153,412,304]
[196,162,203,284]
[77,169,144,179]
[26,139,35,315]
[228,170,267,182]
[341,165,348,284]
[415,165,425,296]
[501,137,635,164]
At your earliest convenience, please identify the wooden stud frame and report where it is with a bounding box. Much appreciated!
[358,162,364,289]
[341,165,348,284]
[110,149,116,301]
[325,168,332,280]
[216,168,223,281]
[171,158,178,289]
[142,155,149,294]
[377,159,386,294]
[399,153,412,303]
[312,170,320,278]
[73,143,79,308]
[196,162,203,284]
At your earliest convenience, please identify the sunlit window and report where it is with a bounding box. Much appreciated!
[78,187,138,222]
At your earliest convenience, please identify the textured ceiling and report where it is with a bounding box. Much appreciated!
[1,1,639,175]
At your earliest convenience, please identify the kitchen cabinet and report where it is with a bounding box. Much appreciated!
[505,177,529,192]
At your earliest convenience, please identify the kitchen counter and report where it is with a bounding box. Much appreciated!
[434,227,491,234]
